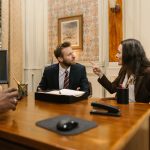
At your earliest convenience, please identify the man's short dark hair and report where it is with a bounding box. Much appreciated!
[54,41,71,58]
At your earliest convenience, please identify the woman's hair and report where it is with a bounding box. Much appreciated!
[121,39,150,75]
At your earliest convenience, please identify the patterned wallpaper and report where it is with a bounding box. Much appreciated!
[48,0,99,62]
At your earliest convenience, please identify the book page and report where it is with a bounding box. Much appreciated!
[40,89,85,97]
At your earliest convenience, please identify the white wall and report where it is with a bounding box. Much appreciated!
[22,0,48,92]
[123,0,150,58]
[140,0,150,58]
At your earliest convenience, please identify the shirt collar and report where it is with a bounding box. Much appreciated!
[59,64,70,74]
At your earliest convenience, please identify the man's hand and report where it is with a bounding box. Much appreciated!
[0,88,18,113]
[76,87,80,91]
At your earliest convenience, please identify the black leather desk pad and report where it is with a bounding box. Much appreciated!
[36,115,97,135]
[35,92,85,104]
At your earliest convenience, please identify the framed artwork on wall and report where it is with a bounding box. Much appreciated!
[58,15,83,50]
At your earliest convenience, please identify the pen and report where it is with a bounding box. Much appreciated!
[13,77,21,85]
[59,90,61,94]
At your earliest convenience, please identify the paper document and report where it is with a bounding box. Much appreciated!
[40,89,85,97]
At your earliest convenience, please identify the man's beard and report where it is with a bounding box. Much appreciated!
[62,59,75,67]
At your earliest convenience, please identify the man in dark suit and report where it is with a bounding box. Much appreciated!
[37,42,90,98]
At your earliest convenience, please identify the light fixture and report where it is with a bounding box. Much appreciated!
[109,0,120,13]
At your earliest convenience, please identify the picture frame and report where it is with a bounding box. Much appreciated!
[58,15,83,50]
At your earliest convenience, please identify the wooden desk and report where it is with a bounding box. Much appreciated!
[0,94,149,150]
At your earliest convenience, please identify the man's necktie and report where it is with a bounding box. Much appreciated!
[63,70,69,89]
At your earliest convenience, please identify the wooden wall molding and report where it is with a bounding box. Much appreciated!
[109,0,122,62]
[1,0,23,87]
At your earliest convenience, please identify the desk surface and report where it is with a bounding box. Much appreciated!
[0,94,149,150]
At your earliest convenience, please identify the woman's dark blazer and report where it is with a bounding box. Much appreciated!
[98,66,150,103]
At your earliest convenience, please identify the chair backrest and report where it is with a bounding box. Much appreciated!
[88,81,92,98]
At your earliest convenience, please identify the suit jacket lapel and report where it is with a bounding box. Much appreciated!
[69,65,75,89]
[117,67,126,86]
[119,72,126,85]
[135,75,144,98]
[54,64,59,89]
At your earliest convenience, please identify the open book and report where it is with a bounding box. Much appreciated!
[39,89,85,97]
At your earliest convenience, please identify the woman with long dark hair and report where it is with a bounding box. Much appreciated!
[92,39,150,103]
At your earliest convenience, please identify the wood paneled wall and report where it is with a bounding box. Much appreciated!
[109,0,122,62]
[1,0,23,88]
